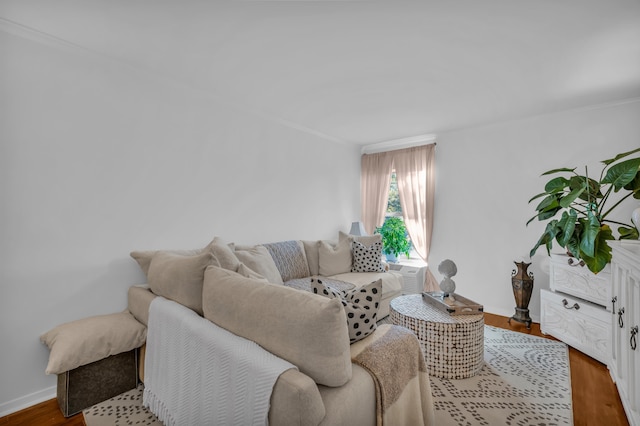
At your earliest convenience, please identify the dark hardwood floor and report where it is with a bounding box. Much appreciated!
[1,313,628,425]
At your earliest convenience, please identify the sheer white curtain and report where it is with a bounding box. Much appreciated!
[374,144,438,291]
[361,152,394,235]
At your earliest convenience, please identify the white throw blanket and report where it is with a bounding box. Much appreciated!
[143,297,297,426]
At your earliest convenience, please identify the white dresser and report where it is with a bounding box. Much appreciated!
[540,253,611,365]
[609,240,640,426]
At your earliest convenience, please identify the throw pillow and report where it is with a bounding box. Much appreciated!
[237,263,268,281]
[302,240,322,276]
[311,278,382,343]
[41,311,147,375]
[234,245,284,284]
[338,231,382,247]
[351,240,386,273]
[147,251,216,315]
[204,237,240,271]
[318,238,352,276]
[202,266,352,387]
[263,240,311,282]
[131,248,202,276]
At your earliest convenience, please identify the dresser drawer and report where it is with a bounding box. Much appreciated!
[550,254,611,307]
[540,289,610,365]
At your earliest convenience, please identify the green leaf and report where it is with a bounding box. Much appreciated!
[601,158,640,191]
[623,170,640,198]
[556,210,577,247]
[541,167,575,176]
[619,226,640,240]
[559,185,586,208]
[530,220,559,257]
[544,177,570,193]
[578,212,601,257]
[601,147,640,166]
[528,192,550,204]
[580,225,613,274]
[535,194,559,212]
[569,175,602,201]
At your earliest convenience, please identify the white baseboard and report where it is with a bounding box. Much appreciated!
[0,386,56,418]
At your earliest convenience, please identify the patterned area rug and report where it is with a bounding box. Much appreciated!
[431,325,573,425]
[84,325,572,426]
[83,385,160,426]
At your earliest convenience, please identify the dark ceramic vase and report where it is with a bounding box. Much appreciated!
[508,261,534,329]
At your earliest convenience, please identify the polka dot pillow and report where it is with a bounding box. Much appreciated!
[351,241,385,273]
[311,278,382,343]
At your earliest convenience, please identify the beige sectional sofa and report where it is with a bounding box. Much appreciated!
[130,233,404,319]
[43,233,433,424]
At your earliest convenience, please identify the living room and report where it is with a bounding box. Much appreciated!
[1,1,639,424]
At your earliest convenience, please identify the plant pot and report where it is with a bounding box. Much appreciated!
[385,253,397,263]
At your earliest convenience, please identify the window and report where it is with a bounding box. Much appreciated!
[386,171,402,216]
[383,170,416,258]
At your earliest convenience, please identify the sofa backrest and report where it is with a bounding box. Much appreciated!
[202,265,353,387]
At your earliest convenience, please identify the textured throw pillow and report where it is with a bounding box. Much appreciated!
[311,278,382,343]
[41,311,146,375]
[263,240,311,281]
[351,240,386,273]
[234,245,284,284]
[203,266,352,387]
[318,238,352,276]
[147,251,216,315]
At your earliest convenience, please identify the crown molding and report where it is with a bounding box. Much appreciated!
[361,134,437,155]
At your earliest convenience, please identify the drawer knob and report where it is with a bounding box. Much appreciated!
[631,326,638,351]
[619,308,625,328]
[562,299,580,310]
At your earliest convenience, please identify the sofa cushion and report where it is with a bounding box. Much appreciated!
[351,240,386,273]
[202,266,352,387]
[312,278,382,343]
[234,245,283,285]
[40,312,146,375]
[147,251,216,315]
[263,240,311,281]
[318,238,352,276]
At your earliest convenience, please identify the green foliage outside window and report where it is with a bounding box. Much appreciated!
[387,172,402,214]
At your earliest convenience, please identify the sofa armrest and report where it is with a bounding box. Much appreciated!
[127,285,156,327]
[269,369,325,426]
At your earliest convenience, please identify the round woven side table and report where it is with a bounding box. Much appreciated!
[389,294,484,379]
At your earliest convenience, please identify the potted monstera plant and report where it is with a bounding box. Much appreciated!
[375,217,411,262]
[528,148,640,274]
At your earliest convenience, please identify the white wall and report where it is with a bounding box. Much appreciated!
[429,99,640,321]
[0,31,361,413]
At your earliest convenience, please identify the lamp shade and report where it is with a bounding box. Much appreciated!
[349,221,367,236]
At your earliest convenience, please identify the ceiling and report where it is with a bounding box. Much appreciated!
[1,0,639,145]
